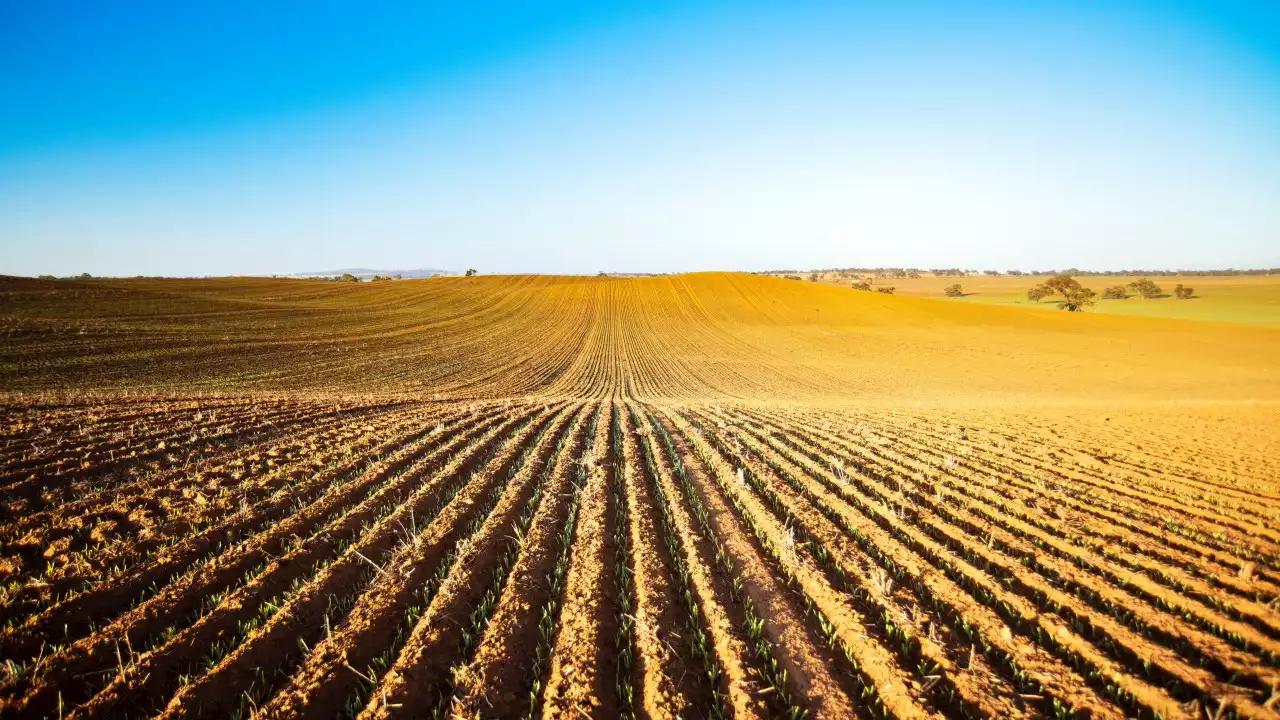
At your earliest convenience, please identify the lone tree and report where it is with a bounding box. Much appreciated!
[1174,283,1194,299]
[851,278,873,291]
[944,284,964,297]
[1127,277,1162,299]
[1029,274,1096,311]
[1102,285,1128,300]
[464,268,477,277]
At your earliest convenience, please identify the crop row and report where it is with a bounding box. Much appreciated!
[3,398,1275,719]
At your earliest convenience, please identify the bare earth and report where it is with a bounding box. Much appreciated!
[1,272,1276,719]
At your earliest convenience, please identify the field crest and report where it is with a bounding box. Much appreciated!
[3,272,1277,405]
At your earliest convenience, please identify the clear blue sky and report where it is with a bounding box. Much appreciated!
[1,1,1277,276]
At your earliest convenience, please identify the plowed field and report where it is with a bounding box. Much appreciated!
[1,273,1277,719]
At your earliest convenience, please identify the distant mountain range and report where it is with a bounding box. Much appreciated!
[289,268,453,279]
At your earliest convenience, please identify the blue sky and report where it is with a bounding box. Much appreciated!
[1,1,1277,276]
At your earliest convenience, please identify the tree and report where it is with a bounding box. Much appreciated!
[1102,286,1128,300]
[464,268,477,277]
[1029,274,1096,311]
[944,284,964,297]
[1127,278,1162,299]
[1174,284,1194,299]
[339,273,360,283]
[851,278,873,291]
[808,272,819,283]
[1027,286,1051,302]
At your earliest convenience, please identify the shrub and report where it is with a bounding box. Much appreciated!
[944,284,963,297]
[339,273,360,283]
[808,272,819,282]
[851,279,873,291]
[1127,278,1161,299]
[874,286,896,294]
[465,268,477,277]
[1174,284,1194,299]
[1102,286,1127,300]
[1029,274,1096,311]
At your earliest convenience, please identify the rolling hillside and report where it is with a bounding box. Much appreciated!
[4,272,1280,719]
[2,272,1277,404]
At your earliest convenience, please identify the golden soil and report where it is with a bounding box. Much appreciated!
[2,272,1276,404]
[1,272,1276,719]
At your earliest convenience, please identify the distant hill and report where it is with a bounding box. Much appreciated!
[290,268,453,279]
[2,271,1275,404]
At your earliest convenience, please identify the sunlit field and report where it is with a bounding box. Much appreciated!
[2,273,1278,719]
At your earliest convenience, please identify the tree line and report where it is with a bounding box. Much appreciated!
[1025,276,1195,311]
[765,267,1277,278]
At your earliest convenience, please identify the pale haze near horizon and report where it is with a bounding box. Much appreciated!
[1,1,1278,277]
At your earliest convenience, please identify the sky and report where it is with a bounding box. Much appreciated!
[1,1,1278,276]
